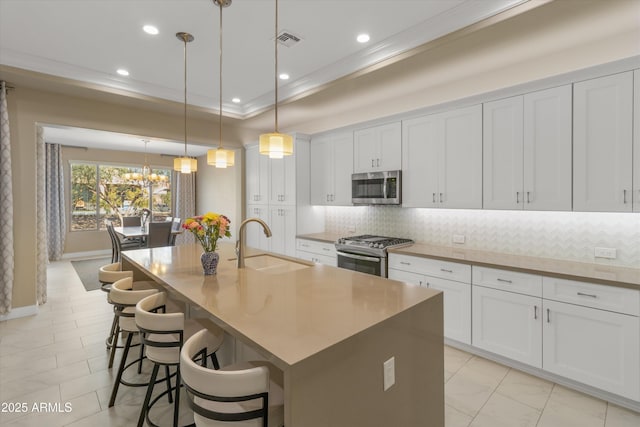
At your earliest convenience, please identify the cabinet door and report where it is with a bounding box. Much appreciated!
[440,105,482,209]
[523,85,572,211]
[388,268,423,286]
[402,115,439,207]
[473,286,542,367]
[427,277,471,345]
[483,96,524,210]
[269,206,296,257]
[573,72,633,212]
[331,132,355,205]
[377,122,402,171]
[543,299,640,400]
[270,153,296,205]
[245,145,269,205]
[634,69,640,211]
[310,137,331,205]
[353,128,377,173]
[245,205,270,251]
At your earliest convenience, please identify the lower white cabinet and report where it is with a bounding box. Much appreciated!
[269,207,297,257]
[296,239,337,267]
[388,254,471,344]
[472,285,542,367]
[245,205,270,251]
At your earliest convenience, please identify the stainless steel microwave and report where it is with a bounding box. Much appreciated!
[352,170,401,205]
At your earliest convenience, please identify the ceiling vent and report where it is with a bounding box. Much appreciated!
[277,30,302,47]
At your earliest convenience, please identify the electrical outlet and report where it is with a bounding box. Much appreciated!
[452,234,465,244]
[383,357,395,391]
[347,225,356,233]
[594,247,617,259]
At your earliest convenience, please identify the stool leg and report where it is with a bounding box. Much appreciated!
[165,365,174,404]
[211,353,220,370]
[173,368,181,427]
[109,332,133,407]
[106,314,118,350]
[108,324,121,369]
[138,341,145,374]
[137,363,159,427]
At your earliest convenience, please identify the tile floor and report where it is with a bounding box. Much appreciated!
[0,259,639,426]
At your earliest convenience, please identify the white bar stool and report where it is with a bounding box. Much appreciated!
[180,328,284,427]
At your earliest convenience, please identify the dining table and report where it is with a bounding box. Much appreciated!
[113,225,182,239]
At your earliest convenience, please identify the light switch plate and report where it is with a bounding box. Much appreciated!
[383,357,395,391]
[452,234,465,244]
[594,247,617,259]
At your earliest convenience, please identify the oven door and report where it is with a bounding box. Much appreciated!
[336,251,386,277]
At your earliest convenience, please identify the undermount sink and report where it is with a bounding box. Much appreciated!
[233,254,312,274]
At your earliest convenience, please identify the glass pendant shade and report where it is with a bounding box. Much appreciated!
[207,147,235,168]
[259,132,293,159]
[174,156,198,173]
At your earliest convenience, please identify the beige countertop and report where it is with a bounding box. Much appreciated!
[297,232,640,288]
[122,242,439,369]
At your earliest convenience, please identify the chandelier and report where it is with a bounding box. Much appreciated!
[124,140,169,187]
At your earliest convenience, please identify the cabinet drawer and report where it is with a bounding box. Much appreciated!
[296,239,336,257]
[543,277,640,316]
[388,254,470,283]
[297,250,336,267]
[472,266,542,297]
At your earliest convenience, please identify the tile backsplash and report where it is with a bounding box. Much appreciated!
[325,206,640,268]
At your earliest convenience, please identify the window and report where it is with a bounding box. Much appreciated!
[70,162,172,231]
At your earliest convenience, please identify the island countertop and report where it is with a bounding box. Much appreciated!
[122,242,445,426]
[122,242,440,369]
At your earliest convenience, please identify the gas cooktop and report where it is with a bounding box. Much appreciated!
[335,234,414,257]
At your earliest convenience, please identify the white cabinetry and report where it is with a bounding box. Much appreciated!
[573,72,634,212]
[472,267,543,367]
[246,145,270,205]
[402,105,482,208]
[483,85,572,210]
[269,154,296,206]
[353,122,401,173]
[634,69,640,211]
[542,277,639,400]
[269,207,297,257]
[296,239,337,266]
[245,205,270,251]
[388,254,471,344]
[310,132,353,205]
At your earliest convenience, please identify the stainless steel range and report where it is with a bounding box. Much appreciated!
[335,234,414,278]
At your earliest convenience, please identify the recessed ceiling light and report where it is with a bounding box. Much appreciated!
[357,33,370,43]
[116,69,129,76]
[279,73,290,80]
[232,97,241,103]
[143,25,159,35]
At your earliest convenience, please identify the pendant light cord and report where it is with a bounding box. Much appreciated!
[274,0,279,133]
[219,1,223,149]
[183,35,188,157]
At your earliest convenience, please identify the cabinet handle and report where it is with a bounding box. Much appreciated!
[546,308,550,323]
[432,193,436,203]
[526,191,531,203]
[376,158,380,167]
[516,192,520,204]
[440,268,452,273]
[371,159,375,167]
[577,292,598,298]
[439,193,443,203]
[534,305,538,320]
[623,189,627,204]
[400,261,411,266]
[322,247,331,252]
[331,194,335,202]
[302,244,309,247]
[496,278,512,283]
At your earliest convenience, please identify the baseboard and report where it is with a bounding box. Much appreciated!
[0,304,39,321]
[62,249,111,260]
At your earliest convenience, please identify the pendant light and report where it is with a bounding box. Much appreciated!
[207,0,235,168]
[259,0,293,159]
[174,32,198,174]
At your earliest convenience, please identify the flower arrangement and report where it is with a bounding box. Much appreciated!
[183,212,231,252]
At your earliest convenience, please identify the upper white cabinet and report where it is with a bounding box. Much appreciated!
[269,153,296,206]
[634,69,640,212]
[353,122,401,173]
[310,132,354,205]
[246,145,270,205]
[573,72,634,212]
[483,85,572,211]
[402,105,482,208]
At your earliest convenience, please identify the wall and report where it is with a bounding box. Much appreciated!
[325,207,640,268]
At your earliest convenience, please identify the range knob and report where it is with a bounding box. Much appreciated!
[369,243,375,248]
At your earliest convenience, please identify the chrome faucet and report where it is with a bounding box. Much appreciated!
[236,217,272,268]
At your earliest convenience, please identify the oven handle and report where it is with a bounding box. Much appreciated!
[336,251,381,263]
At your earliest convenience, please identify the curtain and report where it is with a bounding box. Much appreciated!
[0,81,14,315]
[45,143,66,261]
[35,126,47,305]
[172,170,196,246]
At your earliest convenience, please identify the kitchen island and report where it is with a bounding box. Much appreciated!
[122,242,444,427]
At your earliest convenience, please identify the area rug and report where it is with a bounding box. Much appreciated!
[71,257,111,292]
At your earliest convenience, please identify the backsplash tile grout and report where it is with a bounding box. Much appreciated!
[324,206,640,268]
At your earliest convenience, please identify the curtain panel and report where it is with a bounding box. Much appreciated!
[0,81,14,314]
[46,143,66,261]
